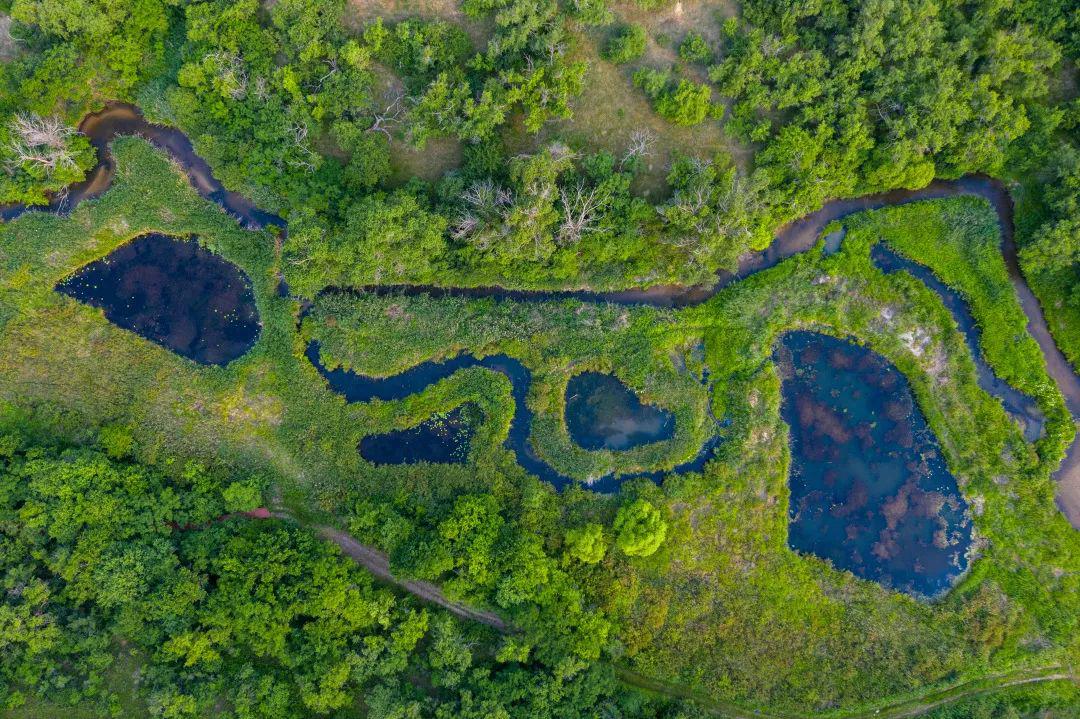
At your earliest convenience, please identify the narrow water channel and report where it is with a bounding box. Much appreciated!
[305,342,722,493]
[871,244,1045,442]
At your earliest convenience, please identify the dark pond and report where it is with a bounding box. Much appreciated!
[777,331,972,597]
[359,404,479,465]
[57,234,260,365]
[871,243,1045,442]
[306,342,721,493]
[565,372,675,450]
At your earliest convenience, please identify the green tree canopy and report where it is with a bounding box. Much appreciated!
[614,499,668,557]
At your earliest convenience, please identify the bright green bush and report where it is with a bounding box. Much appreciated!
[565,523,607,563]
[678,32,711,63]
[614,499,668,557]
[604,24,647,64]
[634,69,716,126]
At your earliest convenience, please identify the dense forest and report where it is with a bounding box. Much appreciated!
[1,0,1080,717]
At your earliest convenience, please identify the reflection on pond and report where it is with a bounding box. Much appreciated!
[777,331,972,597]
[56,233,260,365]
[565,372,675,451]
[360,404,478,465]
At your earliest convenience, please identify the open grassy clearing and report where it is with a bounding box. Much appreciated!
[344,0,492,48]
[609,0,734,72]
[505,28,749,198]
[342,0,750,197]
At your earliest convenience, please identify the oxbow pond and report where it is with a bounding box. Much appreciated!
[564,372,675,451]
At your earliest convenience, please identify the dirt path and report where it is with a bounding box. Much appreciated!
[313,524,509,631]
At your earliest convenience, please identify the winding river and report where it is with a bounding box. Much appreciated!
[305,342,724,493]
[2,102,1078,527]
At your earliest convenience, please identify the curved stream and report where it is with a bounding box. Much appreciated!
[2,102,1077,526]
[305,342,723,493]
[871,244,1046,442]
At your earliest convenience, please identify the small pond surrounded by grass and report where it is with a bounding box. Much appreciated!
[359,404,479,465]
[565,372,675,451]
[777,331,972,597]
[56,233,260,365]
[306,342,722,492]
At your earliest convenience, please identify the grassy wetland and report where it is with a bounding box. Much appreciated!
[1,0,1079,717]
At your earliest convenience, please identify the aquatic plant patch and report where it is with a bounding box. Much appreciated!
[359,404,479,465]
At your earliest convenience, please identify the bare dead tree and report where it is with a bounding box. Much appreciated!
[208,51,248,100]
[558,179,602,245]
[665,184,711,220]
[463,178,499,211]
[285,121,317,172]
[621,129,656,168]
[545,39,567,63]
[547,142,577,163]
[760,34,786,58]
[4,113,82,174]
[316,58,339,92]
[252,76,271,104]
[368,91,406,140]
[453,179,514,243]
[451,213,479,241]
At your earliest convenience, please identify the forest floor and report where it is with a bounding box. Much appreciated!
[345,0,750,195]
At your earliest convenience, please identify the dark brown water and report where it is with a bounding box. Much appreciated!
[2,103,1077,525]
[0,103,284,231]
